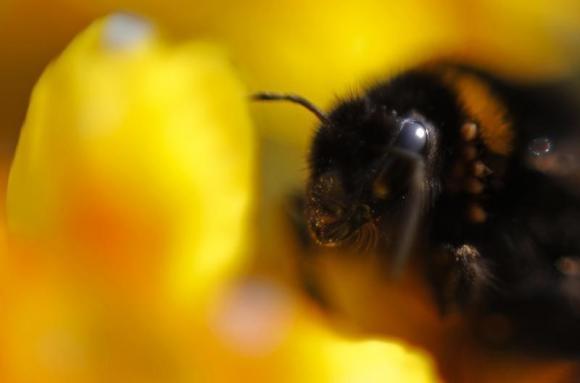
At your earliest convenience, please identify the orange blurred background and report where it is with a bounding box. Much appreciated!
[1,1,580,382]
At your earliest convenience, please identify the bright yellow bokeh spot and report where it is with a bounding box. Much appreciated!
[295,321,439,383]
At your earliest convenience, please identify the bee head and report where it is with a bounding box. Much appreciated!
[251,91,442,265]
[307,96,440,249]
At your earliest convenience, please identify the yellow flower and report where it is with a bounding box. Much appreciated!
[2,2,580,383]
[7,14,255,306]
[3,14,440,383]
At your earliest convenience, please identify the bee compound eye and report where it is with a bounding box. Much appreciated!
[395,119,427,152]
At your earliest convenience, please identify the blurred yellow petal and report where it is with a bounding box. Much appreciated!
[0,0,100,156]
[1,275,93,383]
[195,278,440,382]
[89,0,460,149]
[60,0,580,149]
[0,165,6,260]
[3,3,580,383]
[6,14,254,309]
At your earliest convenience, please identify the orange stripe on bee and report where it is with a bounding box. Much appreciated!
[442,70,514,156]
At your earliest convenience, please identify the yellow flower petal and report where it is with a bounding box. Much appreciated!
[7,14,255,309]
[197,278,440,382]
[63,0,580,148]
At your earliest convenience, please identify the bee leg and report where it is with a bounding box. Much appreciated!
[430,244,493,314]
[285,192,333,311]
[453,244,495,306]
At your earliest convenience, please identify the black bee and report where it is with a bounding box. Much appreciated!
[253,61,580,356]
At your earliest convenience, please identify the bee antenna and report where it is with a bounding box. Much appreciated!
[251,92,330,125]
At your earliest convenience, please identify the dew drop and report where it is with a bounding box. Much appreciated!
[103,13,153,51]
[528,137,553,157]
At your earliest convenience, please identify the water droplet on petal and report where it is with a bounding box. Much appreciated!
[103,13,153,51]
